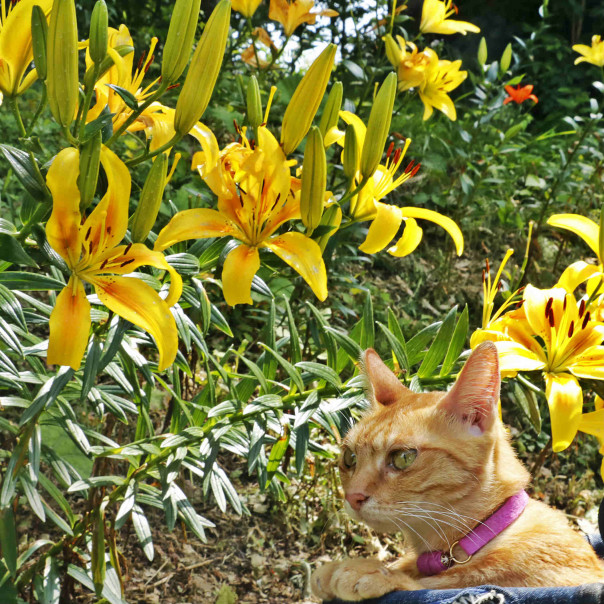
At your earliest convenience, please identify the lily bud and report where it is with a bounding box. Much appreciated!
[161,0,202,84]
[383,34,403,67]
[477,37,487,67]
[500,43,512,73]
[316,203,342,252]
[360,72,397,181]
[246,75,263,130]
[300,127,327,235]
[130,153,169,243]
[318,81,342,143]
[31,6,48,81]
[342,122,359,182]
[174,0,231,137]
[47,0,79,128]
[281,44,336,155]
[89,0,109,65]
[78,131,102,212]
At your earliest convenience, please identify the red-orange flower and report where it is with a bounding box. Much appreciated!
[503,84,538,105]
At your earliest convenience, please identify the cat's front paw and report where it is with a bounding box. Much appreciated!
[312,558,401,601]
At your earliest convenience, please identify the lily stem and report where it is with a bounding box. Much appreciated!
[125,133,182,167]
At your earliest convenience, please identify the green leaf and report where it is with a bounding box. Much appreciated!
[20,366,74,426]
[295,424,309,475]
[377,322,409,375]
[512,380,542,433]
[417,307,457,379]
[82,109,115,143]
[260,300,277,380]
[0,507,17,577]
[233,351,269,395]
[266,426,290,485]
[295,361,341,387]
[0,284,26,330]
[91,507,106,597]
[0,271,65,291]
[260,344,304,393]
[325,326,363,361]
[440,305,469,376]
[361,292,374,349]
[283,296,301,365]
[306,302,337,370]
[0,234,38,267]
[132,504,154,561]
[407,322,441,366]
[0,144,49,202]
[105,84,138,109]
[81,337,102,401]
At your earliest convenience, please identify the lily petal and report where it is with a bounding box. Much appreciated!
[494,340,546,372]
[547,214,600,259]
[400,206,464,255]
[557,260,601,292]
[47,277,91,370]
[544,373,583,453]
[46,147,82,267]
[91,274,178,371]
[222,244,260,306]
[359,202,402,254]
[263,232,327,301]
[154,208,239,251]
[388,218,423,257]
[569,346,604,380]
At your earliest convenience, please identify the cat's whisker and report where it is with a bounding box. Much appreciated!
[395,510,452,548]
[394,507,476,547]
[394,503,477,535]
[390,515,433,552]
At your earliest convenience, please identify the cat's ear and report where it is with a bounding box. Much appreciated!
[362,348,407,406]
[440,341,501,434]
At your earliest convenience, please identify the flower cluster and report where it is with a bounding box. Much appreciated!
[472,213,604,472]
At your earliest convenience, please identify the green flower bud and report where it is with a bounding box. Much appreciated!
[316,204,341,252]
[360,72,397,181]
[89,0,109,65]
[342,122,359,183]
[500,43,512,73]
[246,75,263,130]
[131,153,169,243]
[281,44,336,155]
[31,5,48,81]
[383,34,403,68]
[47,0,79,128]
[300,127,327,235]
[161,0,203,84]
[78,131,102,212]
[318,81,342,142]
[477,37,487,67]
[174,0,231,137]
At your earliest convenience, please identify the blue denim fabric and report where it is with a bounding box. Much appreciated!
[325,534,604,604]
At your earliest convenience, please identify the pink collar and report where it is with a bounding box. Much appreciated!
[417,490,529,576]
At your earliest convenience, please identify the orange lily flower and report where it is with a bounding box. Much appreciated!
[45,147,182,371]
[268,0,338,37]
[503,84,538,105]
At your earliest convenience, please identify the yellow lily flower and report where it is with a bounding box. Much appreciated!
[487,285,604,452]
[232,0,263,18]
[0,0,53,99]
[420,0,480,36]
[155,125,327,306]
[268,0,338,38]
[576,397,604,476]
[335,111,463,258]
[45,147,182,371]
[384,36,433,92]
[418,49,467,120]
[573,35,604,68]
[547,213,603,294]
[85,26,217,158]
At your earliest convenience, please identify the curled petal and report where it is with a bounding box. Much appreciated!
[557,260,601,292]
[494,340,546,372]
[154,209,238,251]
[47,277,91,370]
[358,202,403,254]
[569,345,604,380]
[95,243,183,307]
[547,214,600,259]
[263,232,327,301]
[388,218,423,257]
[46,147,82,267]
[544,373,583,453]
[400,206,464,255]
[91,274,178,371]
[222,244,260,306]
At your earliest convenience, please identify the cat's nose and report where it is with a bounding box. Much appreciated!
[346,492,369,511]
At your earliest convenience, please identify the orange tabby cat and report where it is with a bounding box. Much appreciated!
[312,342,604,601]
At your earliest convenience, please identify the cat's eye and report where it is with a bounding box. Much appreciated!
[389,449,417,471]
[341,448,357,469]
